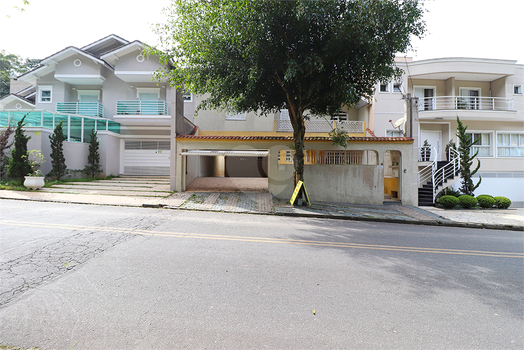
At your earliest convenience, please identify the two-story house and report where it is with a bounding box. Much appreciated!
[0,34,195,178]
[373,57,524,207]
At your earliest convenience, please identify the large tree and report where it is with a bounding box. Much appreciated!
[0,50,40,96]
[456,117,481,196]
[151,0,425,185]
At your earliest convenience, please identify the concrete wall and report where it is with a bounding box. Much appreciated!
[63,141,89,171]
[98,131,121,176]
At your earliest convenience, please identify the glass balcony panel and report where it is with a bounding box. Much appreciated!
[84,118,96,143]
[116,100,168,115]
[70,116,82,142]
[108,121,120,134]
[43,112,54,129]
[0,111,9,127]
[56,103,103,117]
[97,119,107,131]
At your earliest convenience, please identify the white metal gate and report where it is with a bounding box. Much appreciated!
[123,140,170,175]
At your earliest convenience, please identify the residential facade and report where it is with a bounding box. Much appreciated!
[373,57,524,207]
[4,35,520,206]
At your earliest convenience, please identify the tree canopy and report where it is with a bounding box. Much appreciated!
[150,0,426,185]
[0,50,40,96]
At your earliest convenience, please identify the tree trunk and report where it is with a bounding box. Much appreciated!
[290,107,306,188]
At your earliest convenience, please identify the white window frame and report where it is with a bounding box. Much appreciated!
[413,86,436,111]
[496,131,524,157]
[136,88,160,99]
[393,82,402,93]
[514,84,523,95]
[466,130,493,158]
[225,111,247,121]
[379,82,390,93]
[38,85,53,103]
[386,129,403,137]
[459,87,482,110]
[183,93,193,102]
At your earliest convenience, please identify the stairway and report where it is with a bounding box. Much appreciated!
[418,160,460,206]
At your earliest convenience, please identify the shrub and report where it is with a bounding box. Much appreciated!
[494,196,511,209]
[438,195,459,209]
[435,187,461,202]
[458,195,478,209]
[476,195,495,209]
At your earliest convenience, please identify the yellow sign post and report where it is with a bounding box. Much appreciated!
[290,180,311,206]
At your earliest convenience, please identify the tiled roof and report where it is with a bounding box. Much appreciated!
[176,135,413,142]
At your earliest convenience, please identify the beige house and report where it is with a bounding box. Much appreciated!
[372,57,523,207]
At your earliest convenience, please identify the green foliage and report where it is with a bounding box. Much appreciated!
[494,196,511,209]
[456,117,481,196]
[7,115,31,184]
[458,194,478,209]
[27,149,45,176]
[0,50,40,96]
[149,0,426,184]
[420,139,431,161]
[438,195,459,209]
[0,124,15,179]
[84,129,102,178]
[49,121,67,180]
[476,195,495,209]
[445,139,456,160]
[435,187,461,202]
[329,128,348,149]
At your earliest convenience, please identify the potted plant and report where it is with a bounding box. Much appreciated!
[420,140,431,161]
[24,149,46,190]
[445,140,456,161]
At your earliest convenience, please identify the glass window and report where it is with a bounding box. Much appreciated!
[39,86,52,103]
[386,130,403,137]
[468,132,492,157]
[393,82,402,93]
[514,84,523,95]
[225,111,246,120]
[183,93,192,102]
[497,133,524,157]
[379,83,389,93]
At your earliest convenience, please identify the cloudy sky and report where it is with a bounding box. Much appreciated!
[1,0,523,63]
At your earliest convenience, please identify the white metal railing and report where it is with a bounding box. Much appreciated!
[418,147,461,203]
[276,119,365,133]
[336,120,365,133]
[418,147,437,187]
[418,146,437,162]
[116,100,169,115]
[56,102,103,117]
[418,96,514,112]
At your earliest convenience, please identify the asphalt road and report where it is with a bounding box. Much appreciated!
[0,199,523,350]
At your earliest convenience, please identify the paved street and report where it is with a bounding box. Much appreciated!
[0,199,523,349]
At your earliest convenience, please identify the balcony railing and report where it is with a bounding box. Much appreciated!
[418,96,514,112]
[276,119,365,133]
[56,102,104,117]
[116,100,169,115]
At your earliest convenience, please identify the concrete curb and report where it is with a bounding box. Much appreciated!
[2,195,523,232]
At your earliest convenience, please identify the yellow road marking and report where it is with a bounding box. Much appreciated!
[1,220,523,258]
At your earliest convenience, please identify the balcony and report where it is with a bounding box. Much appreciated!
[116,100,169,115]
[56,102,104,117]
[418,96,514,112]
[275,119,365,134]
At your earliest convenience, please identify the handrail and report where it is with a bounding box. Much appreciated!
[417,96,514,112]
[418,146,437,187]
[418,146,461,204]
[116,100,169,115]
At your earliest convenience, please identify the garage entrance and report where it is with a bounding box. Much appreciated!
[123,140,170,175]
[180,150,269,192]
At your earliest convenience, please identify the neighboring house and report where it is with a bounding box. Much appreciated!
[0,34,194,178]
[372,57,524,207]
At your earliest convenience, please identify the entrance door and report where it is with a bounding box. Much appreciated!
[421,130,442,161]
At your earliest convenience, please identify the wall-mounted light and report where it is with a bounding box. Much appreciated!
[403,169,407,173]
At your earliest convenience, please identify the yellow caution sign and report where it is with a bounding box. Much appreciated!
[290,180,311,206]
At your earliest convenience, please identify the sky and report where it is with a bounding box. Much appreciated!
[1,0,523,64]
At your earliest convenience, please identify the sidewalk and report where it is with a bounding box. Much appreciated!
[1,177,523,231]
